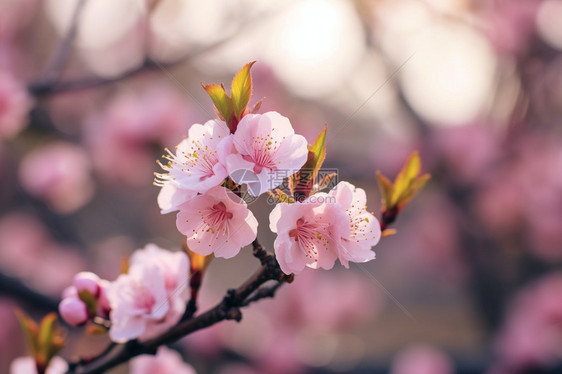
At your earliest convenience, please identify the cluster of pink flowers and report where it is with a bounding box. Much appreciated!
[58,244,189,343]
[156,111,381,273]
[59,272,110,326]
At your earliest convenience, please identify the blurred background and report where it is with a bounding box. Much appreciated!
[1,0,562,373]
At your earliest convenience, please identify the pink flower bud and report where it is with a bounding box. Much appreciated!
[73,272,100,297]
[97,279,112,318]
[59,297,89,326]
[62,286,78,299]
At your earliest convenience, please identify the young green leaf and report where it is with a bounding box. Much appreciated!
[201,83,233,123]
[231,61,255,119]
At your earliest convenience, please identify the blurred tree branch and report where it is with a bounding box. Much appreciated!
[0,272,59,312]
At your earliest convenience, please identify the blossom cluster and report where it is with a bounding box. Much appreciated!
[154,109,381,273]
[42,63,397,374]
[59,244,189,343]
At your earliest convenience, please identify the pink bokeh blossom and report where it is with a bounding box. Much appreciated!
[130,346,196,374]
[0,70,33,140]
[19,142,94,213]
[10,356,67,374]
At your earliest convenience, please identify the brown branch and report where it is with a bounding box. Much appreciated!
[69,239,293,374]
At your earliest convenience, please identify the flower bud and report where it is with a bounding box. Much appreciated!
[97,279,112,318]
[72,272,100,297]
[59,297,89,326]
[62,286,78,299]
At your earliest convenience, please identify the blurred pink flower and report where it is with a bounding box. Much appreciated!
[0,0,39,38]
[0,70,33,140]
[107,244,189,342]
[19,142,94,213]
[130,346,196,374]
[156,119,230,212]
[10,356,67,374]
[224,111,308,196]
[84,86,191,186]
[176,186,258,259]
[327,181,381,267]
[481,0,540,55]
[476,133,562,262]
[0,213,85,296]
[185,270,381,373]
[494,273,562,372]
[390,344,454,374]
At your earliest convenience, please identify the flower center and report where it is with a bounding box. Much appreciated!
[289,217,329,260]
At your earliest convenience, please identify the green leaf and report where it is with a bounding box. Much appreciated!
[78,290,98,317]
[376,171,394,211]
[15,309,39,357]
[201,83,233,123]
[391,151,421,207]
[290,125,327,198]
[231,61,255,119]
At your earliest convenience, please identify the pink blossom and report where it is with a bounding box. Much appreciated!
[327,181,381,267]
[223,112,308,196]
[156,119,230,213]
[130,346,196,374]
[84,86,192,186]
[494,273,562,371]
[10,356,68,374]
[269,194,349,274]
[176,186,258,259]
[107,244,189,342]
[0,70,33,140]
[390,345,454,374]
[18,142,94,213]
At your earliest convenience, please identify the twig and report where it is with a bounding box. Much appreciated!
[241,281,284,307]
[67,342,117,372]
[39,0,88,85]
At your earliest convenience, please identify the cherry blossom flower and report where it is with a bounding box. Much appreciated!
[107,244,189,342]
[0,70,33,140]
[156,119,231,213]
[176,186,258,259]
[327,181,381,267]
[130,346,197,374]
[269,194,349,274]
[10,356,67,374]
[222,111,308,196]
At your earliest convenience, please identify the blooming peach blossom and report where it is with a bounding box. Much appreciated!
[130,346,196,374]
[176,186,258,259]
[223,112,308,196]
[0,70,33,140]
[10,356,67,374]
[327,181,381,267]
[156,119,230,212]
[269,194,349,274]
[107,244,189,342]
